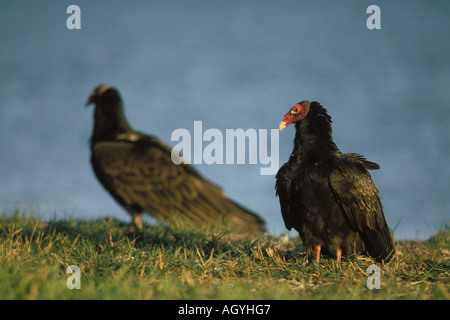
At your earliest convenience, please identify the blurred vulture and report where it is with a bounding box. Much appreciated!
[276,101,395,262]
[85,84,265,233]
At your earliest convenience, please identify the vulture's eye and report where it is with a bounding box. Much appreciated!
[290,108,299,115]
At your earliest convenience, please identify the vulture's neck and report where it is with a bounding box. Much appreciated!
[91,102,134,144]
[290,109,339,166]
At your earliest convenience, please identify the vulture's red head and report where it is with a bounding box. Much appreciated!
[278,100,311,131]
[85,84,112,106]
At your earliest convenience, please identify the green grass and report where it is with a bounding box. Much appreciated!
[0,208,448,300]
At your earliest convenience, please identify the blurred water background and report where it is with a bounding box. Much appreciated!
[0,0,448,240]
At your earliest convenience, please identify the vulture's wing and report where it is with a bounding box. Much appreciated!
[275,163,295,231]
[329,156,394,260]
[92,132,265,232]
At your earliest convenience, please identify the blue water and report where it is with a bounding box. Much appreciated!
[0,1,448,240]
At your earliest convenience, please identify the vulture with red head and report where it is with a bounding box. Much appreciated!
[276,101,394,262]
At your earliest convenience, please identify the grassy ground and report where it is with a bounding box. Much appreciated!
[0,208,448,300]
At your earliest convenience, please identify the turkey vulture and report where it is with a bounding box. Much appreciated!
[276,101,395,262]
[85,84,265,233]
